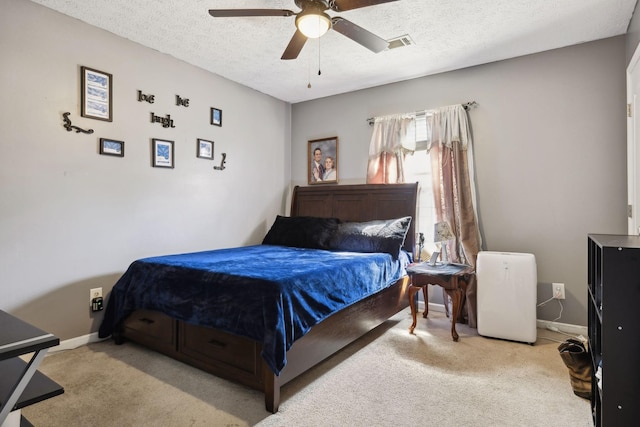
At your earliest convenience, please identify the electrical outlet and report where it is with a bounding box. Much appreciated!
[90,287,102,306]
[552,282,565,300]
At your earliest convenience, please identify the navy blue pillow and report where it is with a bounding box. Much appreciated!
[327,216,412,259]
[262,215,340,249]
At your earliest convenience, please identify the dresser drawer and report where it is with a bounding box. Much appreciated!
[179,322,260,376]
[121,309,176,353]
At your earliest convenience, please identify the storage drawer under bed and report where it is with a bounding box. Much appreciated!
[179,322,262,378]
[121,309,177,355]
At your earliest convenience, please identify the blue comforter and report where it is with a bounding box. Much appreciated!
[99,245,409,374]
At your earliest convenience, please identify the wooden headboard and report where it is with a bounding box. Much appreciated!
[290,183,419,253]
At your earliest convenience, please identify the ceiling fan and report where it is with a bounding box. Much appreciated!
[208,0,399,60]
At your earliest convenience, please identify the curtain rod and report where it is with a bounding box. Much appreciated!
[366,101,478,125]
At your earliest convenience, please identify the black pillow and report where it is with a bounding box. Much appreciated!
[262,215,340,249]
[328,216,412,259]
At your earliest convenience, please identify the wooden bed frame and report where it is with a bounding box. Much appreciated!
[115,183,418,413]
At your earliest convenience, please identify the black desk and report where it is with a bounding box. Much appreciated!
[0,310,64,426]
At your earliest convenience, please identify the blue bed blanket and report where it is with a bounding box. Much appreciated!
[99,244,409,374]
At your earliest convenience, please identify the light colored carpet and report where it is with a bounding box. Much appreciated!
[22,308,592,426]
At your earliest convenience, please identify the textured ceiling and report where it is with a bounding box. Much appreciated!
[30,0,637,104]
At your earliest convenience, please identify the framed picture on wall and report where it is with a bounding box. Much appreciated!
[152,138,174,168]
[210,108,222,126]
[308,136,338,185]
[81,66,112,121]
[99,138,124,157]
[197,138,214,159]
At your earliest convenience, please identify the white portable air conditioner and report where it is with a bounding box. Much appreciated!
[476,251,537,344]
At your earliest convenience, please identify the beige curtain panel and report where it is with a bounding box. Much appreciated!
[428,104,481,327]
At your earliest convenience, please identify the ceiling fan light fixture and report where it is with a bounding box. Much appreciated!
[296,11,331,38]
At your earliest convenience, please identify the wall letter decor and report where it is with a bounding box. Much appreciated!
[176,95,189,107]
[150,112,175,128]
[137,90,155,104]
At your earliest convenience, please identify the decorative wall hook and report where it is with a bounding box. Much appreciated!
[214,153,226,171]
[62,112,94,134]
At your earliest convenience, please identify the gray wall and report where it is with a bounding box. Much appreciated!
[627,3,640,64]
[1,0,629,340]
[292,37,628,326]
[1,0,291,339]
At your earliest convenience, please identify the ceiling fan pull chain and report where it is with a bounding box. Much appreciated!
[308,53,312,88]
[318,37,322,76]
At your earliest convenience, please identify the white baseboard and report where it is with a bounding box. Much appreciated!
[536,319,588,337]
[425,302,446,313]
[50,332,107,354]
[50,306,588,355]
[420,301,587,336]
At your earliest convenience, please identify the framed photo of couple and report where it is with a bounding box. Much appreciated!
[308,136,338,185]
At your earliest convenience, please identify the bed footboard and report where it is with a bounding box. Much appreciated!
[263,275,409,411]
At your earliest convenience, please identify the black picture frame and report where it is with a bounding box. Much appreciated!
[81,66,112,122]
[210,108,222,127]
[197,138,214,159]
[152,138,174,168]
[99,138,124,157]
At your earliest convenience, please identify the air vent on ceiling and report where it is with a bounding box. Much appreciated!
[387,35,414,50]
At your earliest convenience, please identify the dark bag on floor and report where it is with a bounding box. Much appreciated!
[557,338,592,399]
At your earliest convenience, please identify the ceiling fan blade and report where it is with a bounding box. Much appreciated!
[331,17,389,53]
[328,0,399,12]
[208,9,295,18]
[281,30,308,60]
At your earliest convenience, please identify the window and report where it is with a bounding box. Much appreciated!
[404,113,436,258]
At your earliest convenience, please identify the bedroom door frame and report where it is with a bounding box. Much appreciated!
[627,41,640,235]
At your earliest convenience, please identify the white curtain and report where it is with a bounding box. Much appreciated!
[427,104,471,149]
[366,114,413,184]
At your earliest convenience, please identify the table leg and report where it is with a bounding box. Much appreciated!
[445,288,463,342]
[422,285,429,318]
[408,285,421,334]
[443,288,450,318]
